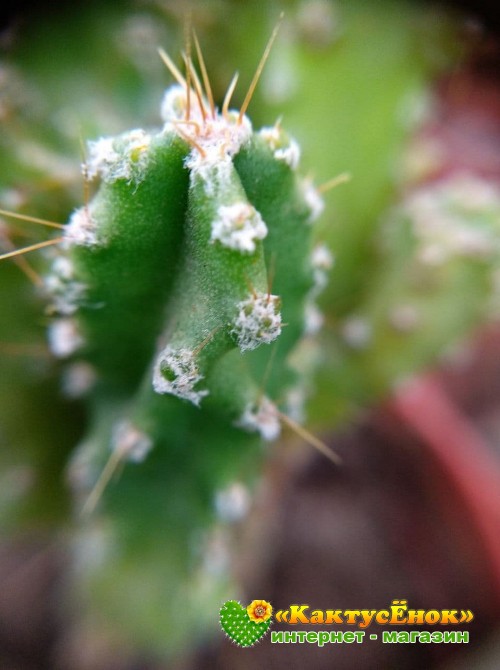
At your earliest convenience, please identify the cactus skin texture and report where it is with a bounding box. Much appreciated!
[42,60,328,652]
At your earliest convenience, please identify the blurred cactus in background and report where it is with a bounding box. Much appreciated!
[1,0,500,664]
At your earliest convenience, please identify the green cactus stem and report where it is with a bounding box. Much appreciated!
[16,34,335,653]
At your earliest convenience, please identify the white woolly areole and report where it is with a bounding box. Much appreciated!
[302,242,333,336]
[258,125,281,147]
[48,318,84,358]
[301,178,325,224]
[160,84,190,122]
[51,255,74,280]
[152,345,208,406]
[304,302,324,335]
[111,420,153,463]
[236,396,281,441]
[311,243,334,292]
[259,125,301,169]
[161,84,252,191]
[63,207,98,248]
[211,202,267,253]
[275,140,301,169]
[85,129,151,184]
[311,243,334,270]
[85,137,118,179]
[231,292,282,352]
[45,256,87,315]
[183,113,252,192]
[187,157,234,197]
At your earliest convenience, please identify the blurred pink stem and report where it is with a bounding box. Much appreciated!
[392,374,500,600]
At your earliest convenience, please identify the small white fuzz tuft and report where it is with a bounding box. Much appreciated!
[301,178,325,224]
[50,255,74,280]
[311,243,334,292]
[161,84,195,123]
[45,255,87,314]
[236,396,281,441]
[184,114,252,192]
[211,202,267,253]
[63,207,98,248]
[259,125,301,169]
[231,292,282,352]
[185,157,234,197]
[85,137,118,179]
[304,302,324,335]
[161,85,191,123]
[311,242,334,270]
[48,318,84,358]
[153,345,208,406]
[275,139,301,169]
[111,420,153,463]
[302,242,334,335]
[86,129,152,185]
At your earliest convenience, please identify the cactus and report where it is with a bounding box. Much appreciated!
[3,0,497,660]
[1,30,334,653]
[313,163,500,426]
